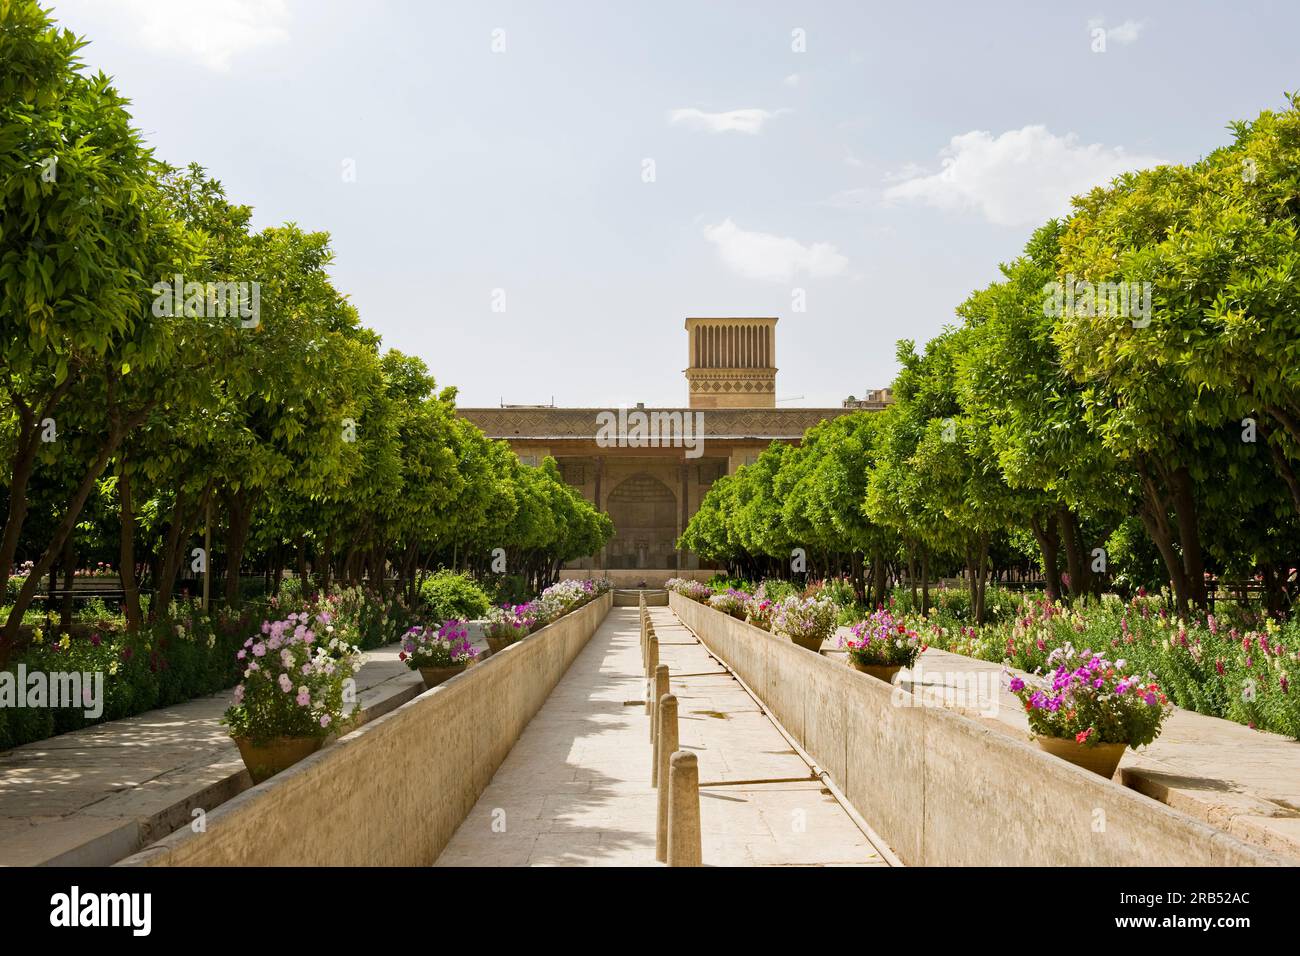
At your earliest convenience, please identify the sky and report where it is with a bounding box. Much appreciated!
[46,0,1300,408]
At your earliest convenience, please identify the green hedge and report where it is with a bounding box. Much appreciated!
[419,570,490,622]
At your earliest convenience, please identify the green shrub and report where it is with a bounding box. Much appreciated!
[4,574,25,605]
[321,586,415,650]
[758,579,800,604]
[277,575,306,600]
[419,570,490,622]
[486,573,531,606]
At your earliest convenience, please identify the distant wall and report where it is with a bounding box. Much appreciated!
[559,569,713,589]
[118,592,612,867]
[671,593,1288,867]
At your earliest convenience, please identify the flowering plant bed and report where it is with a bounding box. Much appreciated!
[521,579,608,629]
[666,578,712,603]
[772,595,840,652]
[745,594,775,631]
[485,604,535,651]
[400,620,477,686]
[1007,645,1171,777]
[896,588,1300,739]
[841,609,925,681]
[708,589,749,620]
[223,610,364,781]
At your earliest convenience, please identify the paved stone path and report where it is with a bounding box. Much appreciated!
[435,606,890,866]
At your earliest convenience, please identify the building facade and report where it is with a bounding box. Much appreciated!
[459,318,890,585]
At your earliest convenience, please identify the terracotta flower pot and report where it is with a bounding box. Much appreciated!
[847,659,903,684]
[785,632,826,653]
[485,635,518,656]
[233,735,324,784]
[419,662,468,688]
[1035,735,1127,778]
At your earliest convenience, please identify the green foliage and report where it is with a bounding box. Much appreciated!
[318,586,415,651]
[485,573,530,606]
[419,571,490,623]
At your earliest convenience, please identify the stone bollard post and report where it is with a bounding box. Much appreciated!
[667,750,702,867]
[654,694,679,861]
[644,633,658,712]
[649,664,668,741]
[652,688,677,787]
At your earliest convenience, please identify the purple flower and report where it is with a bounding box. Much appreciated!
[1008,676,1025,693]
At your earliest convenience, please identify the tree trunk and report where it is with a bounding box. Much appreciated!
[1168,465,1207,610]
[320,532,334,594]
[920,546,930,615]
[1058,507,1089,603]
[1136,458,1190,614]
[1,422,131,656]
[0,418,41,594]
[966,540,978,616]
[152,482,213,620]
[1029,512,1062,602]
[908,542,918,605]
[223,488,255,607]
[0,377,75,592]
[118,462,143,631]
[60,535,75,631]
[1260,421,1300,516]
[272,544,285,596]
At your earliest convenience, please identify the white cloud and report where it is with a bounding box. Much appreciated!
[820,187,873,209]
[1089,17,1146,45]
[114,0,291,71]
[667,107,784,134]
[701,219,848,283]
[882,125,1165,226]
[783,73,801,88]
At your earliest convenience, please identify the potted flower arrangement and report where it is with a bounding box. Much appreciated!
[771,595,840,653]
[675,580,712,603]
[743,595,769,632]
[708,588,749,620]
[223,611,364,783]
[1007,645,1171,778]
[400,619,478,687]
[841,608,924,683]
[484,604,534,654]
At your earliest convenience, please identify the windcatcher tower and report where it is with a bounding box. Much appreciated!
[683,317,777,409]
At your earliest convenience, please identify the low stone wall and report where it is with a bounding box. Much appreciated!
[670,593,1289,866]
[118,591,612,867]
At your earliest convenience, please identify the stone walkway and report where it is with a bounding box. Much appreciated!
[435,606,890,866]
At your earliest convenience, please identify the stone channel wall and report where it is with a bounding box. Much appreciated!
[117,591,613,867]
[670,593,1289,867]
